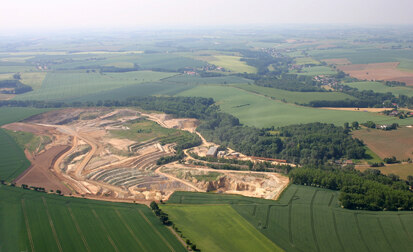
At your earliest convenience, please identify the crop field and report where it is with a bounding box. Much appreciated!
[176,85,413,127]
[293,66,336,76]
[309,48,413,67]
[164,74,253,85]
[357,163,413,180]
[345,81,413,97]
[0,107,51,126]
[0,73,14,80]
[0,185,185,252]
[165,185,413,252]
[207,55,257,73]
[352,127,413,161]
[161,205,283,252]
[338,62,413,86]
[0,129,31,182]
[294,57,319,65]
[0,107,54,182]
[135,54,207,71]
[20,72,47,90]
[232,83,356,104]
[72,80,196,102]
[52,53,208,72]
[15,70,176,101]
[0,65,36,74]
[5,129,51,154]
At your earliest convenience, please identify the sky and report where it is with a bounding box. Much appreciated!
[1,0,412,32]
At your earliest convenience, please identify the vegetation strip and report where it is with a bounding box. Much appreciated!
[21,199,35,252]
[288,188,298,245]
[41,197,63,252]
[354,213,371,252]
[331,211,345,251]
[68,207,90,252]
[377,218,394,252]
[310,191,321,252]
[91,209,120,252]
[138,209,175,252]
[115,209,147,252]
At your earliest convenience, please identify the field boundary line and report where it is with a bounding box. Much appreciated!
[331,210,345,251]
[91,209,119,252]
[252,204,257,216]
[377,218,394,252]
[21,199,35,252]
[42,197,63,252]
[398,215,413,243]
[309,190,320,252]
[288,187,298,246]
[137,209,175,252]
[327,194,334,207]
[68,207,90,252]
[354,213,371,252]
[115,209,147,252]
[264,205,272,229]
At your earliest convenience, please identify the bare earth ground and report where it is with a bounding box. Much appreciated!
[337,62,413,86]
[2,108,289,203]
[352,127,413,160]
[356,163,413,180]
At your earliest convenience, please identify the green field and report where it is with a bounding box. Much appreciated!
[0,107,53,182]
[166,185,413,252]
[0,185,185,252]
[164,74,252,85]
[345,81,413,97]
[50,53,207,72]
[176,85,413,127]
[293,66,337,76]
[111,119,182,142]
[232,83,356,104]
[294,57,319,65]
[72,80,196,102]
[309,48,413,70]
[0,107,50,126]
[0,129,31,182]
[5,129,51,154]
[161,204,283,252]
[208,55,257,73]
[20,72,48,90]
[15,70,176,101]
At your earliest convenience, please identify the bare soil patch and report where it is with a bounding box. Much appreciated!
[16,145,72,194]
[356,163,413,180]
[352,127,413,160]
[337,62,413,86]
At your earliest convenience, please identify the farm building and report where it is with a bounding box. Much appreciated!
[206,146,218,157]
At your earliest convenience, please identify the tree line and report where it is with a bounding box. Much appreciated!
[0,96,365,165]
[289,167,413,211]
[0,80,33,94]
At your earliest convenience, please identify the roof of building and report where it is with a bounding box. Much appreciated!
[206,146,218,156]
